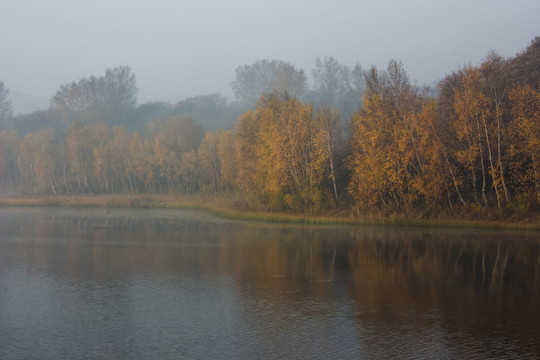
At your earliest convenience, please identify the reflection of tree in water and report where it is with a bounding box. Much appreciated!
[5,211,539,298]
[345,229,540,356]
[6,212,540,299]
[3,210,539,355]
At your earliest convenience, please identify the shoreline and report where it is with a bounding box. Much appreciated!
[0,194,538,231]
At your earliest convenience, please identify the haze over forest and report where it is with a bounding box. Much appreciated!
[1,0,539,114]
[0,38,538,218]
[0,1,539,220]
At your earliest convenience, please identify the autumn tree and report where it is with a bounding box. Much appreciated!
[506,37,540,87]
[127,132,157,192]
[0,130,20,192]
[53,76,104,124]
[347,60,450,213]
[0,81,12,130]
[348,61,411,210]
[171,93,231,131]
[234,110,259,193]
[235,92,340,211]
[4,40,538,220]
[179,150,201,194]
[198,132,221,192]
[130,102,171,132]
[65,122,103,192]
[232,60,307,104]
[310,57,364,117]
[148,115,205,192]
[148,115,205,155]
[92,126,113,193]
[217,129,238,191]
[93,126,132,193]
[437,42,540,213]
[267,96,321,210]
[102,66,138,126]
[313,106,343,203]
[480,53,511,205]
[16,133,39,192]
[52,66,137,126]
[445,55,515,211]
[449,66,490,206]
[16,130,66,193]
[507,84,540,208]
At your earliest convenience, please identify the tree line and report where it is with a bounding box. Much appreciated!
[0,39,538,218]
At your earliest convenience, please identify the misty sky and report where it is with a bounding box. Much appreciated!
[1,0,539,106]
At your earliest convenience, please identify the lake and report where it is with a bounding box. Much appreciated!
[0,207,539,359]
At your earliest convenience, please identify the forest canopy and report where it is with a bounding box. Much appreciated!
[0,38,539,219]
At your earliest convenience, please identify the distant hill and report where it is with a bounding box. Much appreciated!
[9,92,49,115]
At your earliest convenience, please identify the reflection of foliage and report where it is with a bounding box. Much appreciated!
[346,229,540,346]
[4,208,540,353]
[10,209,539,304]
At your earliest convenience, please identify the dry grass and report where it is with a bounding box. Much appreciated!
[0,193,538,231]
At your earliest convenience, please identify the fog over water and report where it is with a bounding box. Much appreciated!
[1,0,539,109]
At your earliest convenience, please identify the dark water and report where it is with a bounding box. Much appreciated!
[0,208,539,359]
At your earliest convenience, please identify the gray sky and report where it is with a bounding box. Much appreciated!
[1,0,539,105]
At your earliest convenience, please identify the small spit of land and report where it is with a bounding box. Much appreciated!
[0,194,537,231]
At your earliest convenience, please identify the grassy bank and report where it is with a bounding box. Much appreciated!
[0,193,538,231]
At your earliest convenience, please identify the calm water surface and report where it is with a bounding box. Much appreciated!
[0,207,539,359]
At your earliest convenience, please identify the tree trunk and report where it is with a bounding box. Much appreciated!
[433,130,467,207]
[327,140,339,204]
[481,112,501,209]
[476,117,488,206]
[495,101,509,203]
